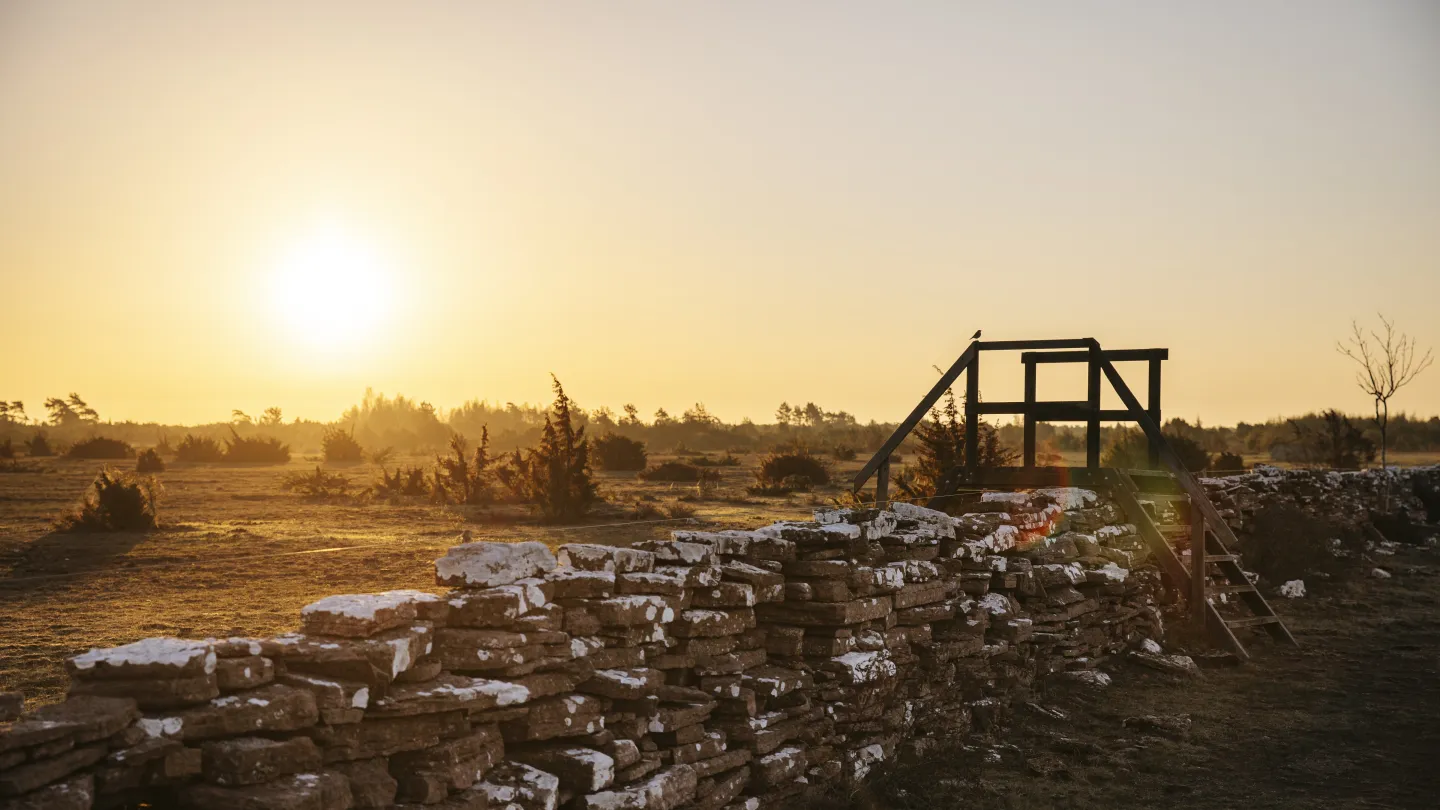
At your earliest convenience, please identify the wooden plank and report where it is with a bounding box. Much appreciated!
[964,350,980,470]
[974,338,1094,351]
[1019,348,1170,364]
[1191,512,1207,631]
[1224,615,1281,628]
[1148,357,1163,466]
[971,401,1141,421]
[875,458,890,508]
[1023,360,1037,468]
[1207,602,1250,660]
[1106,470,1191,591]
[1086,345,1101,469]
[852,342,978,490]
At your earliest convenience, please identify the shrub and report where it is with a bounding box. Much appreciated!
[223,430,291,463]
[175,434,224,462]
[322,426,365,463]
[755,450,830,488]
[1102,429,1209,472]
[692,452,742,468]
[67,436,135,460]
[1210,451,1245,475]
[25,432,54,457]
[281,466,350,497]
[1239,504,1344,584]
[639,461,718,483]
[0,439,12,461]
[892,390,1017,501]
[832,445,857,462]
[593,434,648,472]
[56,470,159,532]
[369,446,396,467]
[434,431,498,505]
[374,465,429,498]
[665,501,698,520]
[135,448,166,473]
[494,377,598,522]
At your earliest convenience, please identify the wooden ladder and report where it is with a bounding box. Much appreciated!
[1106,467,1296,660]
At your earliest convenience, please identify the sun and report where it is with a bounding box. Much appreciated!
[270,223,392,351]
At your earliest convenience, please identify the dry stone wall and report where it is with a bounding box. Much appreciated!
[0,486,1176,810]
[1201,465,1440,534]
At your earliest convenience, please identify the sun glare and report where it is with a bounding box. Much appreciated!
[270,224,392,351]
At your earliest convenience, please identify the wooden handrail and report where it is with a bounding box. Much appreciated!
[852,342,978,491]
[1098,359,1232,531]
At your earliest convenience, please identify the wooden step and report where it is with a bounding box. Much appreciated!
[1224,615,1279,628]
[1212,583,1256,595]
[1204,554,1240,563]
[1135,491,1190,503]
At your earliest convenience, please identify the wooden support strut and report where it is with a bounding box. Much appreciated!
[1191,511,1207,631]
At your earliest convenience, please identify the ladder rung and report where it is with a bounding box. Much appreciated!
[1224,615,1279,628]
[1212,583,1256,595]
[1205,554,1240,563]
[1156,524,1189,534]
[1136,491,1189,502]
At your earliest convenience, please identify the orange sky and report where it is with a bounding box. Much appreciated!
[2,2,1437,426]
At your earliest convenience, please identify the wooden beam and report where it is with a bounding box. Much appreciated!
[964,350,979,470]
[974,338,1094,352]
[852,342,979,490]
[1191,512,1208,631]
[1147,357,1163,466]
[875,458,890,508]
[1086,345,1101,469]
[1023,360,1037,468]
[1019,348,1169,364]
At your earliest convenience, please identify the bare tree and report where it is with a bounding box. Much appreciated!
[1336,315,1433,470]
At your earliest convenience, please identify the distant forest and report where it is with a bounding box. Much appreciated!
[2,389,1439,462]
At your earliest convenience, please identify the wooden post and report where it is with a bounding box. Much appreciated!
[876,458,890,508]
[1086,345,1101,468]
[1148,357,1163,466]
[964,351,980,471]
[1023,359,1037,468]
[1191,512,1208,631]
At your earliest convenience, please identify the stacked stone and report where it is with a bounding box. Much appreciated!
[3,484,1176,810]
[1201,465,1440,534]
[664,529,816,808]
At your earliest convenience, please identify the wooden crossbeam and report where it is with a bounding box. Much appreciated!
[1019,348,1169,364]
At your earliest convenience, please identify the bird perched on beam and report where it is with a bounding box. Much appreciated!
[970,329,982,341]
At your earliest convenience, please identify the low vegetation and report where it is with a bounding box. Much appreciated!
[639,461,718,483]
[281,466,351,497]
[24,432,53,457]
[494,377,598,522]
[373,465,429,498]
[66,436,134,460]
[55,470,160,532]
[222,429,291,464]
[322,426,365,463]
[175,434,224,462]
[135,448,166,473]
[1238,504,1356,584]
[592,433,648,471]
[691,452,742,468]
[433,431,498,505]
[1102,429,1210,472]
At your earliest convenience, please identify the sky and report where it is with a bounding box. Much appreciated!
[2,1,1437,427]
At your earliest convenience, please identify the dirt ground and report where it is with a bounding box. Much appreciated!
[851,545,1440,810]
